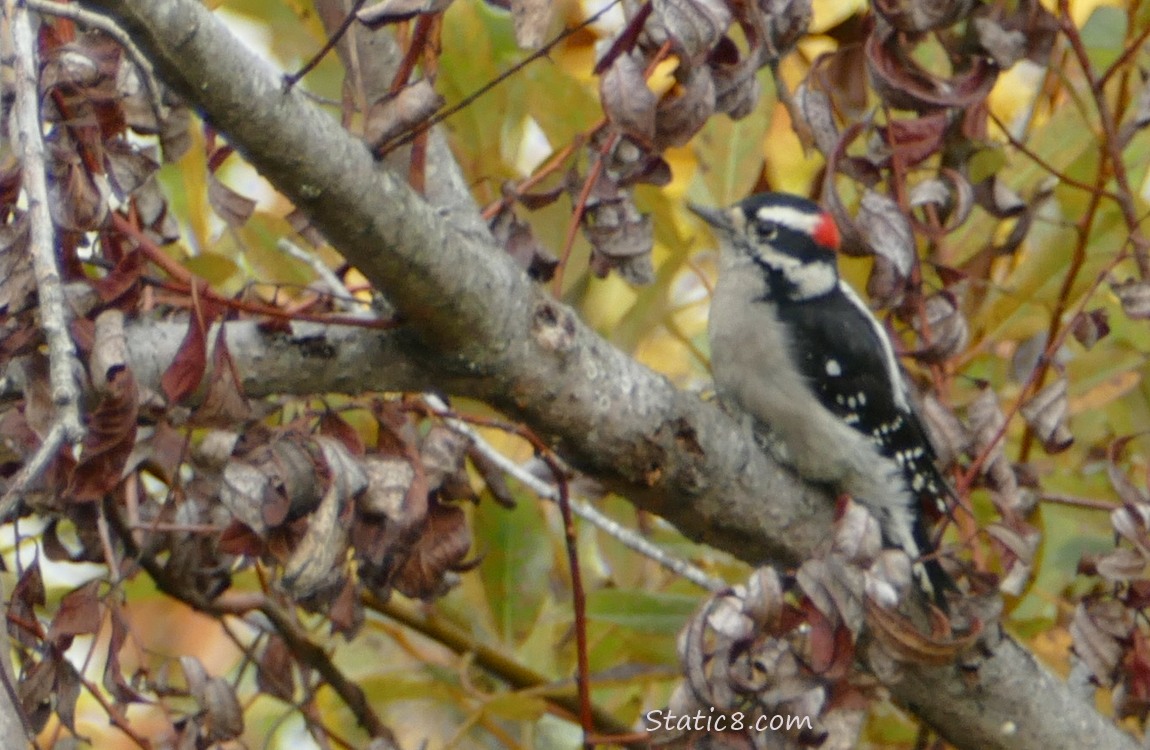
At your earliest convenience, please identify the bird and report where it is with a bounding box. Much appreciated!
[691,191,953,606]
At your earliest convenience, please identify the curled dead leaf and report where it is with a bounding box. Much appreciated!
[710,52,760,118]
[1071,309,1110,350]
[1112,279,1150,320]
[392,500,473,600]
[69,366,139,502]
[865,595,980,665]
[281,437,366,597]
[600,54,657,140]
[872,0,976,32]
[1094,548,1148,583]
[913,292,969,363]
[200,676,244,742]
[1019,376,1073,454]
[1070,599,1131,686]
[653,65,716,149]
[793,82,839,157]
[489,206,559,282]
[858,190,915,279]
[967,385,1020,509]
[365,80,444,149]
[865,30,997,112]
[757,0,812,60]
[651,0,732,65]
[918,392,969,467]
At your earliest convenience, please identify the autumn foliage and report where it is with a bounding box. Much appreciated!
[1,0,1150,748]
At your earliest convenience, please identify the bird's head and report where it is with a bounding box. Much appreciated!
[690,192,842,301]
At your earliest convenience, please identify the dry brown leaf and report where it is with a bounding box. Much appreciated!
[600,54,657,140]
[651,0,732,65]
[1019,376,1073,454]
[207,175,256,228]
[864,595,980,665]
[392,499,472,599]
[653,66,716,148]
[69,366,139,502]
[1070,600,1130,686]
[0,216,33,315]
[365,80,444,148]
[914,292,969,363]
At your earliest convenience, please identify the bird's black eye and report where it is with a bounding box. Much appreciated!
[757,221,779,241]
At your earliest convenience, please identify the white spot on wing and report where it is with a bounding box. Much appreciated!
[825,359,842,376]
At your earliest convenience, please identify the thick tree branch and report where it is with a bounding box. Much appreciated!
[68,1,1139,748]
[77,0,829,576]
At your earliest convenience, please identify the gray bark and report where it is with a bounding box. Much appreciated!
[61,1,1140,748]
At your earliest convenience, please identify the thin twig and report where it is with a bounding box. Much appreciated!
[1040,493,1116,511]
[111,213,397,329]
[285,0,369,87]
[1058,0,1150,277]
[378,0,623,155]
[365,593,646,744]
[552,130,616,296]
[422,394,725,591]
[276,238,372,314]
[257,600,395,741]
[987,111,1122,200]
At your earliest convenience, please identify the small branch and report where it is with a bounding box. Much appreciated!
[987,111,1121,200]
[365,593,645,744]
[276,238,372,314]
[112,213,396,329]
[257,600,396,742]
[377,0,623,155]
[284,0,368,87]
[2,0,83,500]
[1058,0,1150,277]
[422,395,725,592]
[0,421,67,520]
[1040,492,1117,511]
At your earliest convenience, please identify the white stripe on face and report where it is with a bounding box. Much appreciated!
[753,204,823,235]
[752,243,837,299]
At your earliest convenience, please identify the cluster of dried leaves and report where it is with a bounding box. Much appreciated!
[5,0,1150,743]
[0,15,522,743]
[660,501,981,749]
[1070,438,1150,723]
[488,0,813,284]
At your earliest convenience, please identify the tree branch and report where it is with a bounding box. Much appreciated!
[68,1,1140,748]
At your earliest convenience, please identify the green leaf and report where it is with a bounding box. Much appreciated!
[183,251,239,286]
[584,589,699,634]
[693,84,772,207]
[968,147,1006,184]
[481,691,549,721]
[474,491,554,644]
[1079,6,1128,73]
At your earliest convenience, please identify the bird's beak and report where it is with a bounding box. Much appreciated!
[687,202,732,232]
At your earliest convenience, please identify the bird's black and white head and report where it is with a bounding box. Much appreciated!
[691,192,842,302]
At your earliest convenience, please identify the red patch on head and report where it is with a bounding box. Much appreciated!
[813,212,841,250]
